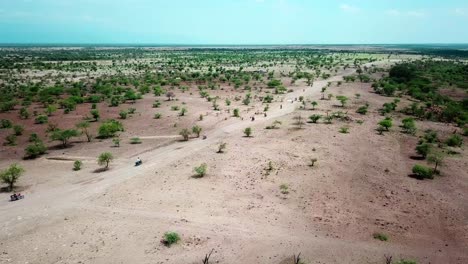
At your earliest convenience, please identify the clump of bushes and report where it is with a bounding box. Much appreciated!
[412,164,434,180]
[98,120,124,138]
[445,134,463,147]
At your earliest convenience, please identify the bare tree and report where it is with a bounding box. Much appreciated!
[202,249,214,264]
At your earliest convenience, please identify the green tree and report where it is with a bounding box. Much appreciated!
[76,121,92,142]
[415,143,431,158]
[98,152,114,170]
[309,114,321,123]
[378,118,393,132]
[179,128,191,141]
[24,140,47,159]
[98,120,123,138]
[427,150,444,173]
[192,125,202,137]
[311,101,318,110]
[402,117,416,135]
[50,129,80,148]
[0,164,24,191]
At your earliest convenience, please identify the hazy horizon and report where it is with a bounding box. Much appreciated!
[1,0,467,44]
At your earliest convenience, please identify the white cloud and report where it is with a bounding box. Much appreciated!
[455,8,467,16]
[386,9,400,16]
[340,4,360,13]
[407,11,424,17]
[385,9,425,17]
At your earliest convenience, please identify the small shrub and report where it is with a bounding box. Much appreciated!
[423,130,438,143]
[309,158,317,167]
[373,232,388,241]
[233,108,240,117]
[192,125,202,137]
[445,134,463,147]
[179,107,187,116]
[217,142,227,153]
[13,125,24,136]
[415,143,431,158]
[280,184,289,194]
[402,117,416,135]
[179,128,191,141]
[194,163,207,177]
[244,127,252,137]
[128,107,136,114]
[339,126,349,134]
[378,118,393,132]
[24,140,47,159]
[336,95,349,107]
[119,110,128,119]
[90,109,100,121]
[1,119,12,128]
[112,137,120,147]
[154,113,162,119]
[308,114,321,123]
[356,105,368,115]
[28,133,40,142]
[412,164,434,180]
[4,134,17,146]
[162,232,180,246]
[73,160,82,171]
[171,105,180,111]
[130,137,142,144]
[98,152,114,170]
[35,115,48,124]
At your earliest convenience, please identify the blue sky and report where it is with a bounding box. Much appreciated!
[0,0,467,44]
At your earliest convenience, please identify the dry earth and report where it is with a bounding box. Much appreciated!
[1,64,467,264]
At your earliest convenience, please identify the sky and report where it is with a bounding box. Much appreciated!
[0,0,467,44]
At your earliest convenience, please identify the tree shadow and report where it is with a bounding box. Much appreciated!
[409,155,425,160]
[93,167,109,173]
[408,174,425,180]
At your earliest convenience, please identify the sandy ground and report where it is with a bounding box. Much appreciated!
[0,63,467,264]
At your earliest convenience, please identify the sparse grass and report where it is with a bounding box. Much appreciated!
[280,184,289,194]
[339,126,349,133]
[373,232,388,241]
